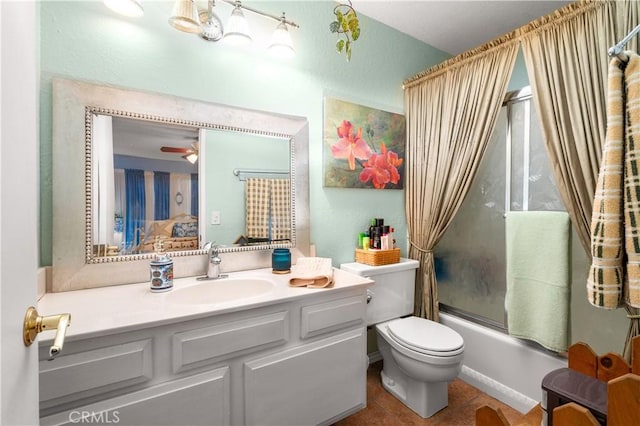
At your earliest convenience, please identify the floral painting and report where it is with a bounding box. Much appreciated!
[323,97,405,189]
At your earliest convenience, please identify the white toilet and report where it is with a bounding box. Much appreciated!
[340,258,465,418]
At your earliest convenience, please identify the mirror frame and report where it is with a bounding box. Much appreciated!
[52,78,310,292]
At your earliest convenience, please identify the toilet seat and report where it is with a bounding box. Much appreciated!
[386,316,464,357]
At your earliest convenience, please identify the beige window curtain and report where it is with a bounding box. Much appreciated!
[404,43,518,321]
[519,0,630,255]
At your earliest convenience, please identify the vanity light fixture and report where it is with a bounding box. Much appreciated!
[198,0,224,41]
[269,14,295,58]
[169,0,202,34]
[223,1,252,45]
[103,0,144,17]
[168,0,299,57]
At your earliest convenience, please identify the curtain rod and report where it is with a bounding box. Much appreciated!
[609,23,640,63]
[403,1,601,88]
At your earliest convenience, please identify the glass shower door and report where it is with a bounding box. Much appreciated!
[436,88,563,327]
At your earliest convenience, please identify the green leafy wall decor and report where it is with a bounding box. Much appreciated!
[330,1,360,61]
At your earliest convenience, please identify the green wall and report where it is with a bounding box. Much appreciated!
[203,129,290,245]
[39,0,450,267]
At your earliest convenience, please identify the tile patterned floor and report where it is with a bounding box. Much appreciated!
[333,361,527,426]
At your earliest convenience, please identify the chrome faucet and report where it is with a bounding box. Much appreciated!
[203,243,228,280]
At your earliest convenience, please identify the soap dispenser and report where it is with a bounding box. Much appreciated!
[150,237,173,292]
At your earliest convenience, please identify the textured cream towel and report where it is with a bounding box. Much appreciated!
[588,51,640,309]
[588,56,625,309]
[289,257,334,288]
[245,178,291,242]
[506,211,570,352]
[245,178,270,239]
[623,53,640,309]
[270,178,291,241]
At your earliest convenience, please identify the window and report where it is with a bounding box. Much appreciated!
[435,87,564,328]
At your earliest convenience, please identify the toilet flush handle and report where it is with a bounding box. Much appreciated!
[364,275,373,304]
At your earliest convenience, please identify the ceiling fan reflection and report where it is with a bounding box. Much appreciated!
[160,142,199,163]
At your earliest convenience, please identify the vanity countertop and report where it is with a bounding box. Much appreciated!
[37,267,373,343]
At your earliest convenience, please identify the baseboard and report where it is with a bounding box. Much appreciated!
[367,351,382,365]
[459,365,538,414]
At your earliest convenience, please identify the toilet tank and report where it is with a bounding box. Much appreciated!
[340,258,419,326]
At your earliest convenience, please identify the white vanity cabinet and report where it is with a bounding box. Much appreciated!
[38,288,368,426]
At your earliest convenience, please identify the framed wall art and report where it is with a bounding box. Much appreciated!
[323,97,405,189]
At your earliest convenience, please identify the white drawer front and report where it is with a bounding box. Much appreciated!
[40,339,152,404]
[301,295,365,339]
[172,311,288,373]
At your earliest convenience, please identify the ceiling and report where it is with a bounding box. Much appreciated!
[112,116,199,161]
[351,0,572,55]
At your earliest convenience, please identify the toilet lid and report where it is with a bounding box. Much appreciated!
[387,317,464,356]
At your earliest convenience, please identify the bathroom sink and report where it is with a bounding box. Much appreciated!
[167,278,276,305]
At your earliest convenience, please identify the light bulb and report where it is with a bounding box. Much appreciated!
[223,4,252,46]
[168,0,201,34]
[269,19,294,58]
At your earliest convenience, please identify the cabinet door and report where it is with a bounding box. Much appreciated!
[244,328,366,425]
[40,339,153,412]
[41,368,230,426]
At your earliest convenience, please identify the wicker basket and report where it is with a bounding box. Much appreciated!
[355,248,400,266]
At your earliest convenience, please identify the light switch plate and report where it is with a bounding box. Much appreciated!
[211,211,221,225]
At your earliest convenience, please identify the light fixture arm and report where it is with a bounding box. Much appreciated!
[220,0,299,28]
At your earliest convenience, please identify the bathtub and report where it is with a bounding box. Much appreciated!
[439,312,567,413]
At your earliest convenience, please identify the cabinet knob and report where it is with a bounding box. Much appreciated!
[23,306,71,358]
